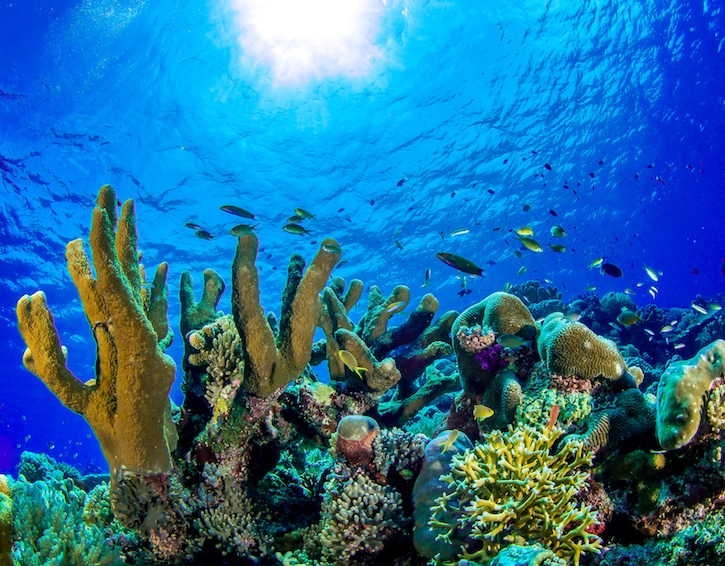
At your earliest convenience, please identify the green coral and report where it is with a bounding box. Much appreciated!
[656,339,725,450]
[0,476,10,566]
[429,424,602,566]
[10,476,131,566]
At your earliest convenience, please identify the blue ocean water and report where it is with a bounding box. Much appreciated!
[0,0,723,477]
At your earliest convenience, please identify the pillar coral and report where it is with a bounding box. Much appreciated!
[0,475,10,566]
[15,185,176,477]
[231,233,341,398]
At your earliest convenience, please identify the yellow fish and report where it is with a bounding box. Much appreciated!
[294,207,315,219]
[385,300,406,313]
[588,258,604,269]
[473,404,494,421]
[548,244,566,253]
[660,325,674,333]
[617,310,641,327]
[516,226,534,236]
[517,266,527,275]
[440,429,459,453]
[585,285,597,291]
[516,235,543,252]
[338,350,367,379]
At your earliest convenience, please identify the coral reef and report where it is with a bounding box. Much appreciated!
[428,424,602,566]
[656,339,725,450]
[0,476,11,566]
[232,233,341,397]
[538,312,636,387]
[15,185,177,478]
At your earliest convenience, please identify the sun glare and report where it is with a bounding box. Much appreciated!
[229,0,386,85]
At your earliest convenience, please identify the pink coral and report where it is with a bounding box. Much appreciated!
[457,324,496,354]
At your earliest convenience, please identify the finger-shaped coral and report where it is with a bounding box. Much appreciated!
[0,475,10,566]
[656,339,725,450]
[334,328,401,395]
[180,269,225,337]
[231,233,340,397]
[16,185,176,477]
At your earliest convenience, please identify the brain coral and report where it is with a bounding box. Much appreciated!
[538,312,632,383]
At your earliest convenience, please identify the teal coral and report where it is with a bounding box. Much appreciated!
[656,339,725,450]
[10,476,130,566]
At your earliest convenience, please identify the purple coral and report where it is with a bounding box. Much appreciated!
[475,343,507,373]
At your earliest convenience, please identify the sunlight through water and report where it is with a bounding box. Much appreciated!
[228,0,387,85]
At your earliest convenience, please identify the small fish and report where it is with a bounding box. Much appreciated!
[440,429,459,453]
[496,334,530,348]
[648,288,656,300]
[547,404,560,430]
[643,265,659,282]
[184,221,203,230]
[287,214,305,223]
[502,282,512,292]
[586,285,597,291]
[195,230,214,240]
[550,225,567,238]
[544,163,552,170]
[516,226,534,236]
[294,207,315,219]
[451,228,470,237]
[513,250,522,259]
[518,266,527,275]
[565,311,581,322]
[397,178,406,187]
[338,350,367,379]
[691,303,708,315]
[229,223,258,237]
[588,258,604,269]
[674,343,686,350]
[549,209,558,217]
[457,288,473,297]
[522,203,532,212]
[609,321,622,331]
[220,204,255,219]
[650,285,659,294]
[617,310,641,326]
[84,378,97,386]
[601,262,623,277]
[421,268,432,288]
[385,300,406,313]
[394,240,404,249]
[436,252,484,276]
[660,325,674,333]
[473,404,494,421]
[644,328,655,336]
[624,288,636,296]
[516,236,543,253]
[283,223,311,235]
[321,242,342,254]
[709,303,721,312]
[335,259,349,269]
[549,244,566,253]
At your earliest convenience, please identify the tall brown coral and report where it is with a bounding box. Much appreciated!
[16,185,176,476]
[231,233,341,397]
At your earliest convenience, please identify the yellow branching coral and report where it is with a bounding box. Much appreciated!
[0,475,11,566]
[16,185,176,477]
[429,424,602,566]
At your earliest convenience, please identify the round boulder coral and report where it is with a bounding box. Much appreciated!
[335,415,380,466]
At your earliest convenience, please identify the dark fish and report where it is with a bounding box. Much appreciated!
[287,214,305,223]
[229,223,258,237]
[394,240,403,249]
[184,222,203,230]
[487,189,495,194]
[397,178,406,187]
[457,288,473,296]
[599,159,605,165]
[600,262,623,277]
[220,204,255,219]
[523,203,531,212]
[195,230,214,240]
[370,199,375,206]
[549,209,558,216]
[283,224,311,235]
[589,172,595,179]
[544,163,552,171]
[436,252,484,276]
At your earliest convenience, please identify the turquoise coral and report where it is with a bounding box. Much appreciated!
[656,339,725,450]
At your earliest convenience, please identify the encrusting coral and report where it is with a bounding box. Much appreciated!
[428,423,602,566]
[231,233,341,397]
[0,476,11,566]
[15,184,177,478]
[656,338,725,450]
